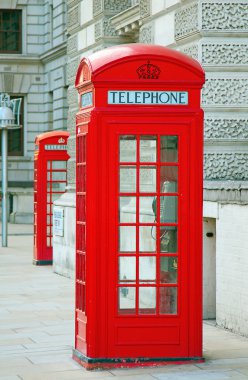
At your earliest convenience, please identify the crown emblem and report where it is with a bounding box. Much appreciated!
[58,138,65,144]
[137,60,161,79]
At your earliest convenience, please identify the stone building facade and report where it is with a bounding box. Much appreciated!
[1,0,248,337]
[0,0,68,223]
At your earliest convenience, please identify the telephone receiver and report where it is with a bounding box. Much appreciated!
[152,181,177,223]
[151,181,178,252]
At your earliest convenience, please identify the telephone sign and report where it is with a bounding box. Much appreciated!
[108,90,188,105]
[45,145,68,150]
[74,44,205,369]
[81,92,93,108]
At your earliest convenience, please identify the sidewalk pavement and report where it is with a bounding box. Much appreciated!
[1,225,248,379]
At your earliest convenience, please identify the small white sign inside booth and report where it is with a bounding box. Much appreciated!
[53,207,64,237]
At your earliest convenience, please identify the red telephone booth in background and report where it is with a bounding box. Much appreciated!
[73,44,205,369]
[33,131,70,265]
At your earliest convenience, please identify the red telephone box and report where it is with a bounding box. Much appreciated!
[73,44,205,368]
[33,131,70,265]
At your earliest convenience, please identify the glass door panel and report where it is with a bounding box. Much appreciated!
[118,134,179,316]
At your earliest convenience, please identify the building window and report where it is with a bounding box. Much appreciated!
[0,10,22,53]
[0,95,24,156]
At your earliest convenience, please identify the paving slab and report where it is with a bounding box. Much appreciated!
[1,226,248,379]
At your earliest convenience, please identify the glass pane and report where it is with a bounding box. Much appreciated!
[119,197,136,223]
[8,129,21,153]
[119,166,136,193]
[52,161,67,170]
[139,226,156,252]
[139,196,155,223]
[160,257,178,283]
[160,167,178,192]
[139,287,156,314]
[119,287,136,315]
[119,257,136,283]
[140,167,156,193]
[160,287,177,314]
[52,193,60,202]
[160,227,177,253]
[120,135,136,162]
[161,136,178,162]
[160,196,178,223]
[140,135,157,162]
[57,182,66,192]
[52,171,66,181]
[47,182,66,192]
[139,256,156,282]
[119,226,136,252]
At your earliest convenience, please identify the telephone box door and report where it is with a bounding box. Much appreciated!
[106,121,196,358]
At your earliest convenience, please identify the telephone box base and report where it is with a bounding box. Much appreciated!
[33,259,52,266]
[73,349,204,371]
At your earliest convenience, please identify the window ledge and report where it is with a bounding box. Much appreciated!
[110,4,142,37]
[0,156,32,162]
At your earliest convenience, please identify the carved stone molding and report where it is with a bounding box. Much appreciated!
[201,2,248,31]
[110,3,141,39]
[175,2,198,40]
[139,24,153,44]
[67,110,77,133]
[180,44,198,60]
[67,58,80,84]
[202,43,248,65]
[93,0,103,16]
[204,118,248,139]
[140,0,151,18]
[93,0,132,16]
[203,181,248,203]
[67,135,76,154]
[67,86,78,107]
[67,5,80,32]
[202,78,248,106]
[95,21,102,40]
[105,0,132,12]
[204,153,248,180]
[67,35,78,55]
[95,17,117,40]
[67,160,76,184]
[103,17,117,36]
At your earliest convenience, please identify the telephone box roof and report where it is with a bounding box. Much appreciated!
[35,131,69,145]
[75,43,205,87]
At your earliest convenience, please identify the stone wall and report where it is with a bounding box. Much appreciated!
[216,204,248,335]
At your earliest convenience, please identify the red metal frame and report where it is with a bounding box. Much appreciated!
[33,131,70,265]
[74,44,205,369]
